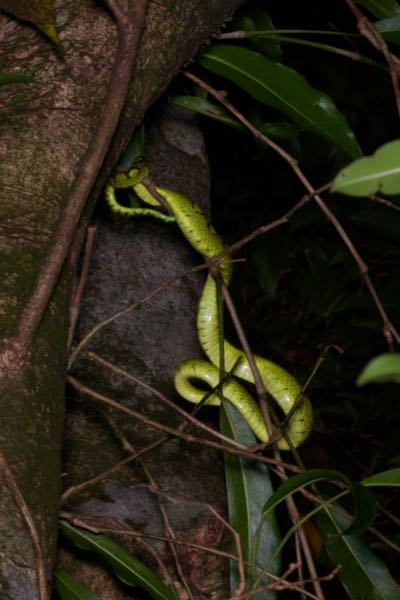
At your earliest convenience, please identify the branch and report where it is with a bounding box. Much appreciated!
[184,70,400,348]
[345,0,400,118]
[14,0,148,353]
[0,453,48,600]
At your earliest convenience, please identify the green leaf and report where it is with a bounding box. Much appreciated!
[232,1,282,60]
[262,469,376,535]
[59,521,176,600]
[356,0,400,19]
[198,44,361,159]
[262,469,349,516]
[350,207,400,242]
[357,353,400,385]
[258,121,301,144]
[171,97,301,148]
[362,468,400,487]
[317,506,400,599]
[332,139,400,196]
[375,14,400,42]
[53,570,101,600]
[347,483,377,536]
[171,96,242,129]
[220,403,280,599]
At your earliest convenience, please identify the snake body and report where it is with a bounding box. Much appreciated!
[106,163,313,449]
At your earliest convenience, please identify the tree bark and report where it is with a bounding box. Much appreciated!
[0,0,243,597]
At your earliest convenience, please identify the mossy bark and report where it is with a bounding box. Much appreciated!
[0,0,243,597]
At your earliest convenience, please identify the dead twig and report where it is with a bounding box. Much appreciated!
[65,347,304,503]
[68,225,97,350]
[68,262,212,369]
[142,464,193,599]
[66,372,303,470]
[85,352,247,450]
[0,453,48,600]
[59,510,239,564]
[61,436,166,503]
[183,70,400,351]
[207,505,246,600]
[345,0,400,117]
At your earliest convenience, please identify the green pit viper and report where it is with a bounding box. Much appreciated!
[106,160,313,449]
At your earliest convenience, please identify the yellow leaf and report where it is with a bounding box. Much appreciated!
[0,0,60,46]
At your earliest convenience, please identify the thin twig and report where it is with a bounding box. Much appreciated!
[289,495,325,599]
[68,225,97,350]
[85,351,248,449]
[221,284,278,443]
[63,367,247,502]
[222,287,324,600]
[60,509,237,559]
[370,526,400,554]
[60,507,339,599]
[207,506,245,600]
[237,565,340,599]
[68,262,212,369]
[221,286,322,597]
[183,70,400,349]
[66,373,303,470]
[225,194,310,257]
[378,503,400,528]
[61,436,166,503]
[104,411,136,453]
[0,453,48,600]
[222,276,324,598]
[294,533,303,594]
[370,195,400,211]
[219,30,382,68]
[219,29,358,38]
[61,507,287,591]
[65,349,302,502]
[136,537,176,590]
[142,465,193,599]
[345,0,400,117]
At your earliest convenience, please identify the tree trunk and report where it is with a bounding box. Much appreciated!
[0,0,243,597]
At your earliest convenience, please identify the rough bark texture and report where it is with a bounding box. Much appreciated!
[0,0,243,597]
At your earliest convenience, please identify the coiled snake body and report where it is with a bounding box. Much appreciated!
[106,162,313,449]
